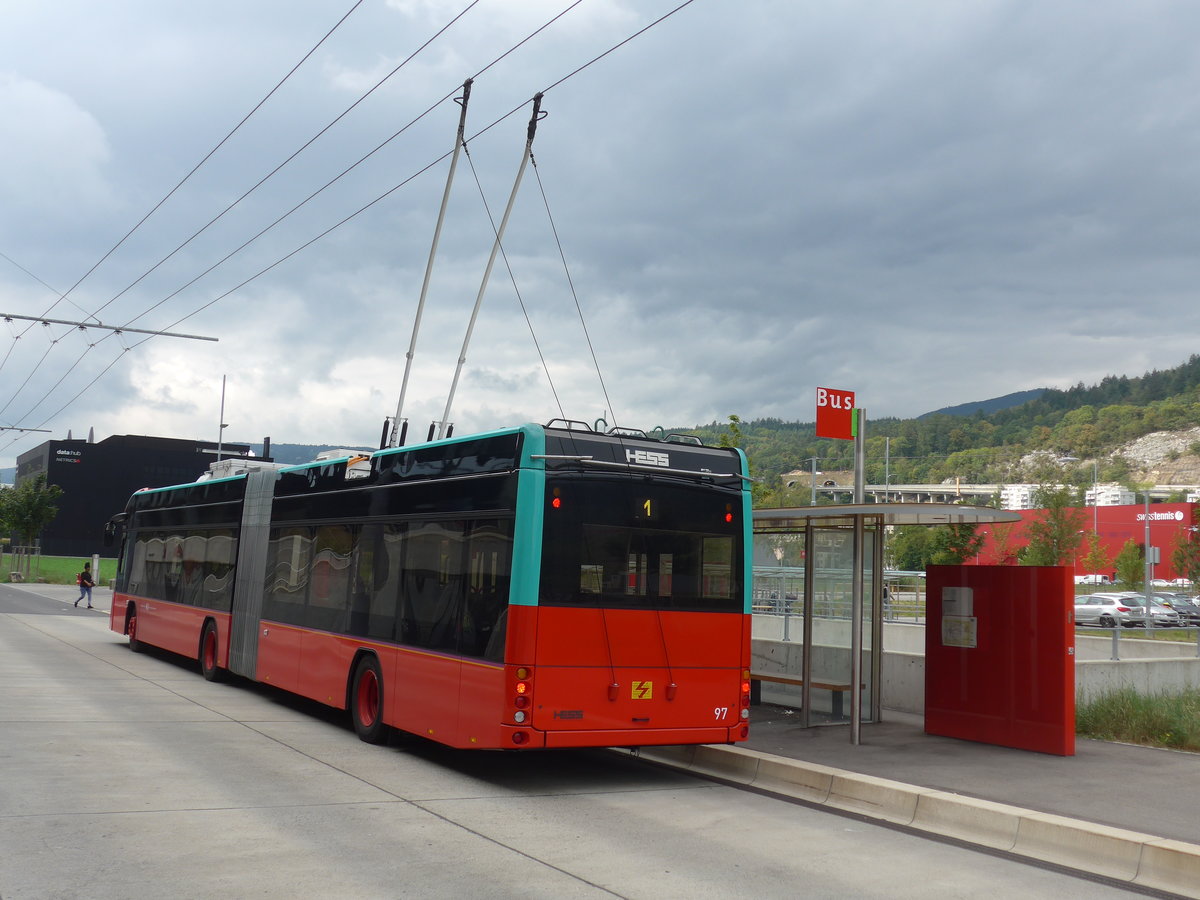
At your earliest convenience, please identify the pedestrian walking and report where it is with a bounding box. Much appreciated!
[74,563,95,608]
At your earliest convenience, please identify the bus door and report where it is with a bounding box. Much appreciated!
[388,521,465,743]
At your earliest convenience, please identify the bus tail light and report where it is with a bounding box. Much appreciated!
[512,731,530,745]
[741,670,752,708]
[511,666,533,724]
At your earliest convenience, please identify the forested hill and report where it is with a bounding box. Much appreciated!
[680,354,1200,500]
[920,389,1045,418]
[991,354,1200,424]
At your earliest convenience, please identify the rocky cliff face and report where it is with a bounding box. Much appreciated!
[1118,427,1200,486]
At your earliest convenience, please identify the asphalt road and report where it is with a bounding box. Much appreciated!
[0,583,1154,899]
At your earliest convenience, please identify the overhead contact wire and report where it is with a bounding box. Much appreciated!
[464,142,565,420]
[0,0,367,419]
[115,0,580,334]
[3,0,694,441]
[28,0,368,330]
[531,155,617,425]
[92,0,481,326]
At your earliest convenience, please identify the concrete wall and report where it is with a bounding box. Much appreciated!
[1076,658,1200,703]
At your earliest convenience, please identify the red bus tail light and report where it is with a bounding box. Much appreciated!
[511,666,533,724]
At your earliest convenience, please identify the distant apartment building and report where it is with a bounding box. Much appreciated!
[1086,483,1136,506]
[999,484,1040,509]
[14,434,260,558]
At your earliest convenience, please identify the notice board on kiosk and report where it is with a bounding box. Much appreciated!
[925,565,1074,756]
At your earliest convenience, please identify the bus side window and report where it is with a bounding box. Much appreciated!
[264,527,312,625]
[304,525,354,633]
[203,529,237,612]
[462,519,513,660]
[401,521,465,652]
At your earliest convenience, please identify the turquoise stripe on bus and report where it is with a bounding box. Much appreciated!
[735,447,753,615]
[509,424,547,607]
[134,473,248,495]
[370,425,527,461]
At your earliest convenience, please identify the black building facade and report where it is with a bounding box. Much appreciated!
[15,435,256,558]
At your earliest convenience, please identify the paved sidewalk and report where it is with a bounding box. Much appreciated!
[744,704,1200,845]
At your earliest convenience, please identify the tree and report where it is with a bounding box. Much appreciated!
[1,474,63,547]
[718,414,771,506]
[1171,529,1200,586]
[1019,483,1087,566]
[929,522,985,565]
[989,522,1019,565]
[1113,539,1144,591]
[1079,532,1112,577]
[889,525,934,571]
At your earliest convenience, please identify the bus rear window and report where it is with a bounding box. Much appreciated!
[540,479,742,612]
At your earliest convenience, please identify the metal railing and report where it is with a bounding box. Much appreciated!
[1075,625,1200,660]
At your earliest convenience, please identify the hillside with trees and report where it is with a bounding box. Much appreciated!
[681,354,1200,506]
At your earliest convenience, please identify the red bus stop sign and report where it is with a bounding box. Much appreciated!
[816,387,856,441]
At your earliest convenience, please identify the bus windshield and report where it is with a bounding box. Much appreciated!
[539,478,743,612]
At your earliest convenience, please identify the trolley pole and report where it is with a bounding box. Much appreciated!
[390,80,472,447]
[437,93,545,441]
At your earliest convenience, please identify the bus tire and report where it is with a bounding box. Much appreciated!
[127,608,142,653]
[200,621,224,682]
[351,655,387,744]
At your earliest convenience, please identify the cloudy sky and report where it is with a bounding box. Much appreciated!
[3,0,1200,469]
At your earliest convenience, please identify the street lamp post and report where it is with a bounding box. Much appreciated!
[805,457,821,506]
[1143,492,1154,616]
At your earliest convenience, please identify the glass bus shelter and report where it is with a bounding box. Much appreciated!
[751,503,1021,743]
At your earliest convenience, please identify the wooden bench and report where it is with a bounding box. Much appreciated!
[750,673,856,718]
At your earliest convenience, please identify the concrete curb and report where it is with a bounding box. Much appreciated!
[621,743,1200,898]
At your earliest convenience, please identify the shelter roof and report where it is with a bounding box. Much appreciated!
[753,503,1022,530]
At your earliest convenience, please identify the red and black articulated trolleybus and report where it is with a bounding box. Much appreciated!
[107,420,752,749]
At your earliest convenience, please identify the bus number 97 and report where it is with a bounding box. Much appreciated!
[714,707,728,720]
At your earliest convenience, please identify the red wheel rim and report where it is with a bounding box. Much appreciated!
[356,669,380,727]
[129,616,137,643]
[203,630,217,671]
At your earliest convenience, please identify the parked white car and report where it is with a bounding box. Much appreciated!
[1119,593,1183,627]
[1073,594,1146,628]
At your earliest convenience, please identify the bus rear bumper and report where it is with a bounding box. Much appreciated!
[542,725,748,749]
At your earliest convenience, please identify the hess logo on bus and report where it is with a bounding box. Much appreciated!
[626,449,669,467]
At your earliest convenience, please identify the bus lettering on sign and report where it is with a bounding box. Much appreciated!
[816,386,856,441]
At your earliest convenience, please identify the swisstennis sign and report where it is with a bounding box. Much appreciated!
[816,387,856,441]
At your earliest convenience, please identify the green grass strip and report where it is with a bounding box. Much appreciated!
[1077,688,1200,752]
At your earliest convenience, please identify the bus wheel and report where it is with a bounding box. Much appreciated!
[128,610,142,653]
[200,622,223,682]
[351,656,387,744]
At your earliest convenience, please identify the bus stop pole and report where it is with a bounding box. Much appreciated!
[801,525,815,729]
[851,409,866,744]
